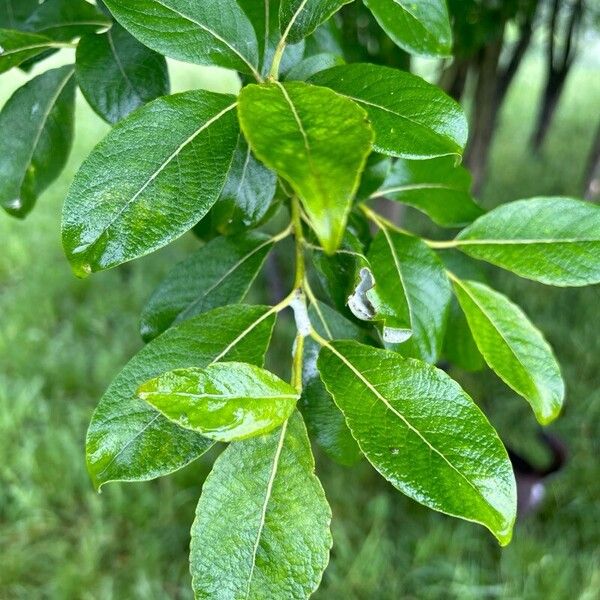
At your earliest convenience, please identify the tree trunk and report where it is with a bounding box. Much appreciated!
[584,122,600,201]
[530,70,568,150]
[531,0,583,151]
[465,36,504,195]
[439,57,470,103]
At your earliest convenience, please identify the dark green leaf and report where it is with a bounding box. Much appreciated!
[140,232,275,342]
[363,229,451,362]
[0,65,75,218]
[239,0,305,76]
[0,28,59,73]
[62,90,238,277]
[454,197,600,286]
[375,157,484,227]
[190,411,332,599]
[443,299,485,372]
[363,0,452,56]
[441,251,486,372]
[318,340,516,545]
[301,301,363,466]
[280,0,352,44]
[238,81,374,253]
[76,24,169,124]
[451,277,564,425]
[312,229,367,313]
[285,51,343,81]
[25,0,110,42]
[211,135,278,234]
[86,304,276,490]
[103,0,260,77]
[355,154,392,202]
[311,64,467,159]
[0,0,39,29]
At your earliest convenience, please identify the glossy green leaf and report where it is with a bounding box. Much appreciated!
[76,24,169,124]
[238,0,305,76]
[311,64,467,159]
[86,304,276,490]
[238,81,374,253]
[0,0,39,29]
[455,197,600,286]
[138,362,298,442]
[312,229,367,314]
[211,135,278,234]
[451,277,564,425]
[25,0,110,42]
[441,252,485,372]
[285,51,344,81]
[355,154,392,202]
[280,0,352,44]
[62,90,238,276]
[140,232,275,342]
[103,0,260,77]
[444,299,485,372]
[363,0,452,57]
[0,28,59,73]
[361,229,451,362]
[190,411,332,599]
[318,340,517,545]
[375,157,484,227]
[0,65,75,218]
[300,301,363,466]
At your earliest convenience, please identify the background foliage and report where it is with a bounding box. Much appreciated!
[1,32,599,594]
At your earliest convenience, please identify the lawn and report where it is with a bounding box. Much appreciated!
[0,49,599,599]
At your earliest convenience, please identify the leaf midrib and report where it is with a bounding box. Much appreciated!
[455,237,598,246]
[142,391,298,401]
[243,420,288,599]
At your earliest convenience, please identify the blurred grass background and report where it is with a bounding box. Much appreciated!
[0,47,599,599]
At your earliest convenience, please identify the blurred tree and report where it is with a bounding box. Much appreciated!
[531,0,584,150]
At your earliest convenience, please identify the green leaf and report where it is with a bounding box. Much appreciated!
[103,0,260,77]
[190,411,332,599]
[300,301,363,466]
[451,277,564,425]
[211,135,278,235]
[0,0,39,29]
[140,232,275,342]
[238,0,305,76]
[355,154,392,202]
[312,229,367,314]
[285,51,344,81]
[238,81,374,253]
[454,197,600,286]
[280,0,352,44]
[76,24,169,124]
[86,304,276,490]
[0,65,75,218]
[375,157,484,227]
[0,28,59,73]
[62,90,238,277]
[363,0,452,57]
[25,0,110,42]
[441,252,485,372]
[138,362,298,442]
[318,340,516,545]
[362,229,451,363]
[311,64,467,159]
